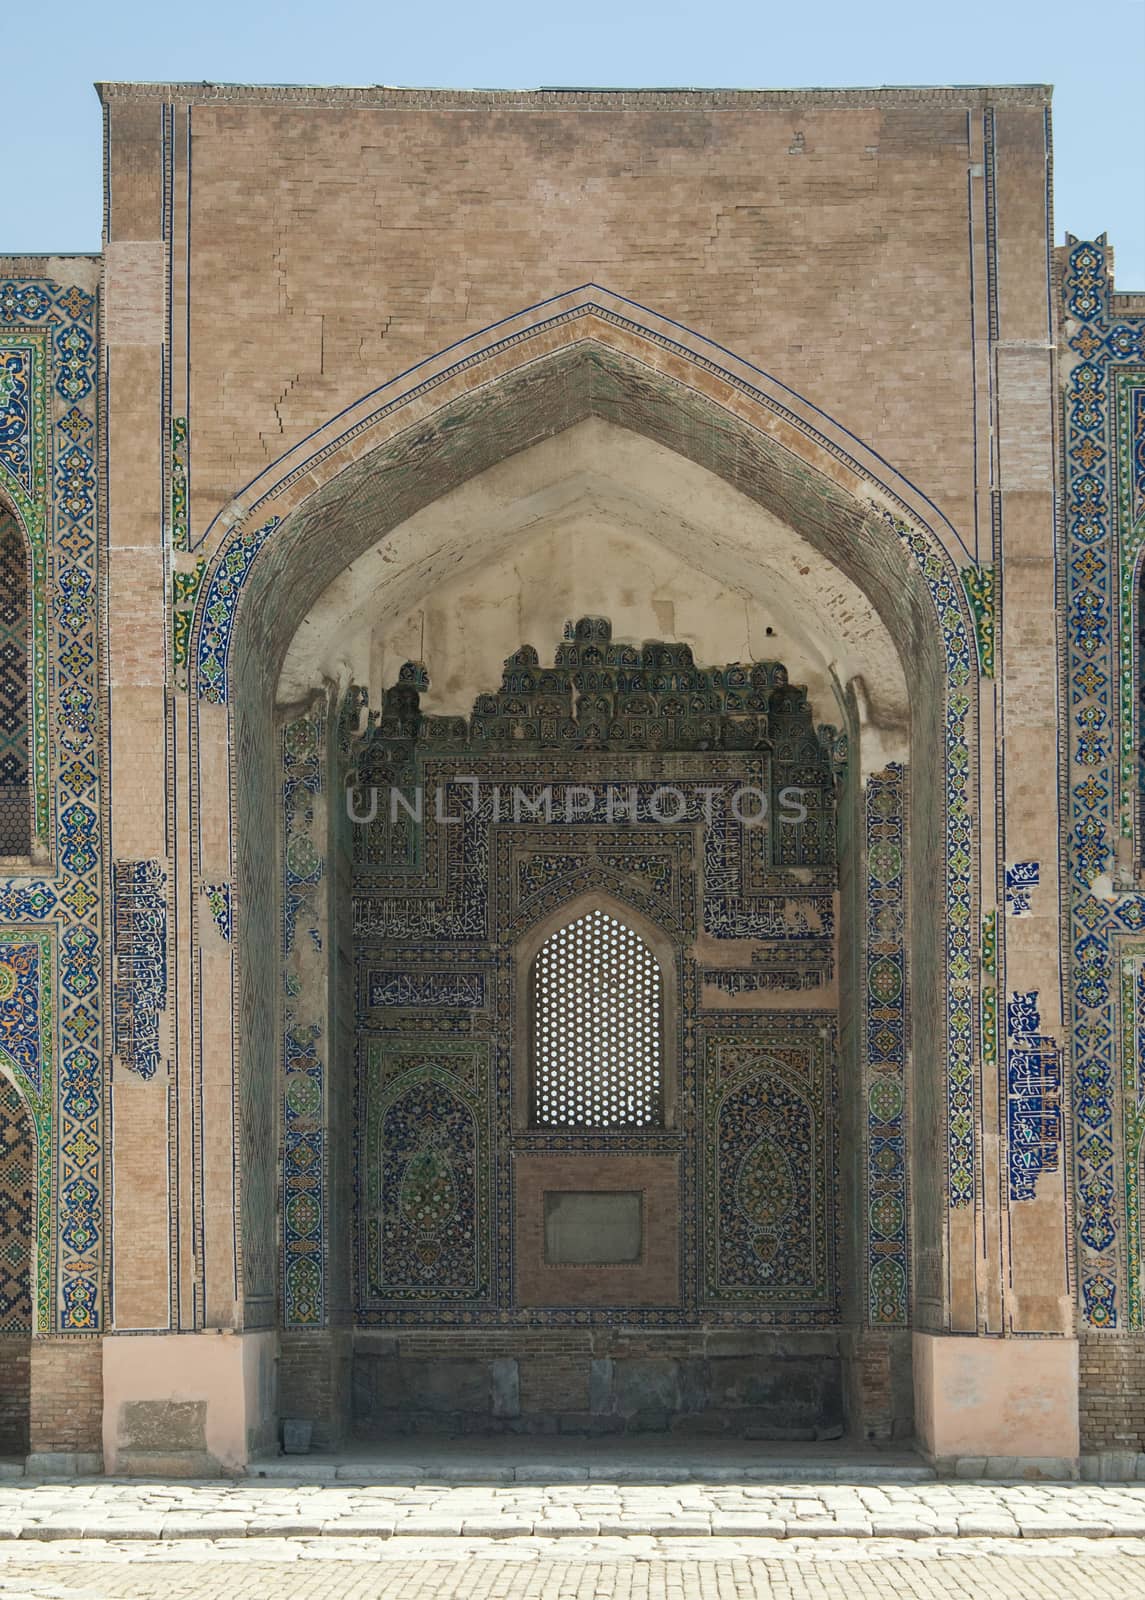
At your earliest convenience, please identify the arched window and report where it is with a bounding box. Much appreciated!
[530,906,665,1129]
[0,510,30,858]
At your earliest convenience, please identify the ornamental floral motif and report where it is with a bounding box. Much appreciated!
[1061,237,1145,1325]
[2,277,101,1330]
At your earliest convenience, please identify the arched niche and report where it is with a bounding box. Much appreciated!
[186,299,978,1405]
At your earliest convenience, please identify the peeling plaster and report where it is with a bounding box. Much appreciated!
[278,419,910,767]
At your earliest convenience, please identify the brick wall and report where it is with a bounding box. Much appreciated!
[278,1330,350,1450]
[0,1336,30,1455]
[1079,1336,1145,1450]
[28,1338,103,1455]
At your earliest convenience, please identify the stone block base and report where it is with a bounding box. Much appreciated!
[102,1331,277,1475]
[24,1452,103,1477]
[914,1333,1079,1467]
[352,1330,844,1438]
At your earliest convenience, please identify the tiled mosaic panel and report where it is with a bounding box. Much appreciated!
[0,1076,32,1330]
[0,346,34,496]
[0,326,48,853]
[282,709,328,1328]
[882,513,976,1209]
[1061,240,1145,1326]
[0,512,29,856]
[347,620,842,1327]
[1121,948,1145,1325]
[865,765,908,1326]
[1,278,102,1332]
[362,1041,491,1302]
[111,861,167,1080]
[1139,546,1145,865]
[701,1028,835,1309]
[1006,990,1062,1201]
[0,929,51,1331]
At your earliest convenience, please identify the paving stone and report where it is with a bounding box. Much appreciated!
[955,1514,1020,1535]
[459,1519,535,1538]
[709,1514,786,1536]
[866,1518,934,1538]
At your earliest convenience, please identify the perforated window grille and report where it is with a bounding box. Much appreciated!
[531,909,664,1129]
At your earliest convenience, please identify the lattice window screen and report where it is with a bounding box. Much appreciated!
[532,908,663,1128]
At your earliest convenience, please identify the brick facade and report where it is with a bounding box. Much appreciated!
[0,82,1140,1469]
[28,1340,103,1457]
[1079,1338,1145,1452]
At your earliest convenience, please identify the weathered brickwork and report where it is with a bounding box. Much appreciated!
[0,82,1139,1468]
[0,1336,30,1455]
[27,1339,103,1456]
[1079,1337,1145,1452]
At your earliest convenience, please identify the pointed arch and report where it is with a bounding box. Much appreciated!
[183,289,983,1331]
[189,289,979,709]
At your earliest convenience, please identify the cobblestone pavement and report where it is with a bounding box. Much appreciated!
[0,1539,1144,1599]
[2,1479,1145,1540]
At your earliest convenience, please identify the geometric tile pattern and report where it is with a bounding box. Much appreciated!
[0,1074,33,1331]
[170,557,205,689]
[348,621,842,1327]
[884,512,977,1208]
[0,929,53,1331]
[1060,238,1145,1325]
[1139,549,1145,858]
[960,563,996,678]
[196,515,280,703]
[0,1072,33,1330]
[2,276,103,1331]
[0,512,30,855]
[362,1040,491,1304]
[864,764,908,1326]
[282,708,328,1328]
[1125,948,1145,1325]
[0,330,47,847]
[0,345,35,497]
[701,1028,835,1308]
[171,417,188,551]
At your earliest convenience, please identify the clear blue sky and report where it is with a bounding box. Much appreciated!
[7,0,1144,286]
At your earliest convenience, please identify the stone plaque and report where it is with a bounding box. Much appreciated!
[543,1190,643,1265]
